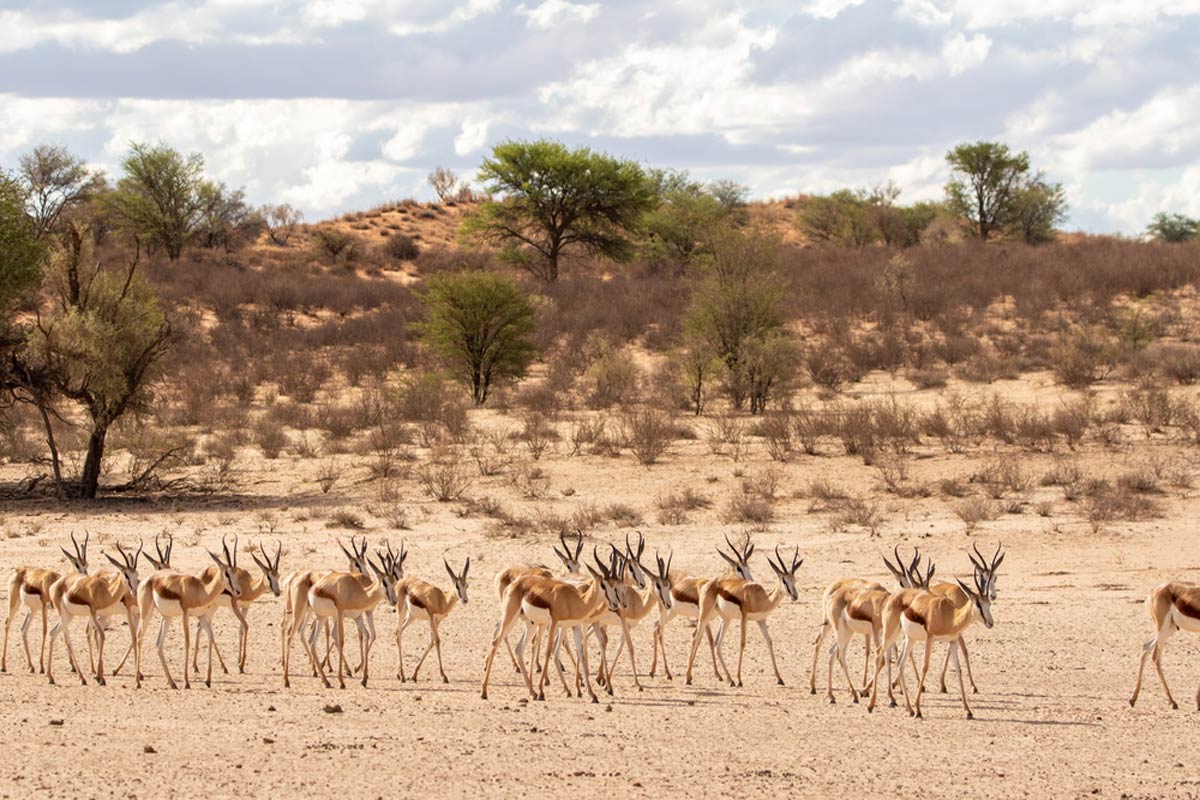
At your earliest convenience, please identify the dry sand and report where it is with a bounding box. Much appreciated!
[2,383,1200,799]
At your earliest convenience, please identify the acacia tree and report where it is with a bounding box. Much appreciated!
[101,142,207,259]
[0,171,45,326]
[1008,174,1067,244]
[683,229,786,411]
[19,144,105,238]
[945,141,1031,240]
[261,203,303,246]
[416,271,537,405]
[23,225,171,498]
[1145,212,1198,243]
[462,140,656,282]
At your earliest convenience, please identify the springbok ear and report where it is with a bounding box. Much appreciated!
[445,558,456,581]
[585,564,603,581]
[716,549,737,567]
[955,578,974,597]
[208,549,225,566]
[462,557,470,578]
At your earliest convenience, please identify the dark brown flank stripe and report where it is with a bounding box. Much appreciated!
[1173,592,1200,620]
[25,585,43,596]
[409,594,428,610]
[524,594,551,610]
[157,585,183,601]
[847,605,874,623]
[902,607,925,626]
[672,585,699,605]
[717,587,742,606]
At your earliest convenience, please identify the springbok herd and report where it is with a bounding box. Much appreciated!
[2,529,1198,718]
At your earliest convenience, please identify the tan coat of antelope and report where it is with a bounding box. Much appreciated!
[190,540,283,675]
[395,556,469,683]
[481,548,626,703]
[306,547,399,688]
[136,539,242,689]
[685,544,803,687]
[867,559,998,719]
[46,543,141,687]
[3,532,89,674]
[1130,580,1200,710]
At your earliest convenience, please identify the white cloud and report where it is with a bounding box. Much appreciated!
[801,0,865,19]
[1050,85,1200,173]
[454,117,491,156]
[940,32,991,75]
[537,14,787,139]
[516,0,600,29]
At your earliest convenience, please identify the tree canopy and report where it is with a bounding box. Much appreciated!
[416,270,538,405]
[462,140,656,282]
[944,141,1032,240]
[101,142,209,260]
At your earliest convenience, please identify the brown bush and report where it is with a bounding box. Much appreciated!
[382,233,420,262]
[254,418,288,459]
[623,407,674,465]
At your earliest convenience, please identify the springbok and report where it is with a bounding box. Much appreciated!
[481,548,625,703]
[932,543,1004,695]
[867,562,996,719]
[592,535,658,693]
[1130,580,1200,710]
[809,546,920,695]
[650,533,754,683]
[280,536,374,686]
[493,530,579,674]
[190,540,283,675]
[306,548,399,689]
[46,543,141,687]
[137,538,242,689]
[3,531,89,674]
[395,556,469,683]
[686,545,803,687]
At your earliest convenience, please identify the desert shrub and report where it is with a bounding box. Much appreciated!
[418,447,471,501]
[953,497,998,531]
[1148,343,1200,385]
[312,227,358,260]
[742,466,785,500]
[706,412,747,460]
[655,487,711,525]
[1052,396,1093,448]
[753,411,793,461]
[831,402,877,463]
[382,233,420,262]
[1014,407,1057,451]
[254,418,288,459]
[791,404,825,455]
[805,345,857,392]
[393,371,470,446]
[908,365,949,389]
[623,407,674,465]
[510,460,550,499]
[937,477,970,497]
[977,456,1029,497]
[517,412,557,460]
[831,496,884,536]
[468,429,512,476]
[315,460,339,494]
[584,344,642,408]
[278,361,330,404]
[804,478,848,511]
[327,508,366,530]
[605,502,644,528]
[1050,326,1119,388]
[723,492,774,528]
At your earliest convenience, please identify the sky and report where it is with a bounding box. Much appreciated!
[0,0,1198,233]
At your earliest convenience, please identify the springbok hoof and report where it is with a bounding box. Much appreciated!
[1128,697,1135,707]
[966,710,974,720]
[480,692,488,700]
[442,676,449,684]
[1171,701,1179,710]
[914,711,923,719]
[590,695,598,704]
[827,696,836,705]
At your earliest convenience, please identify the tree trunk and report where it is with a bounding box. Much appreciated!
[34,402,65,500]
[79,422,108,499]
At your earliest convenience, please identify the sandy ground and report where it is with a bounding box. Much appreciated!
[3,383,1200,798]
